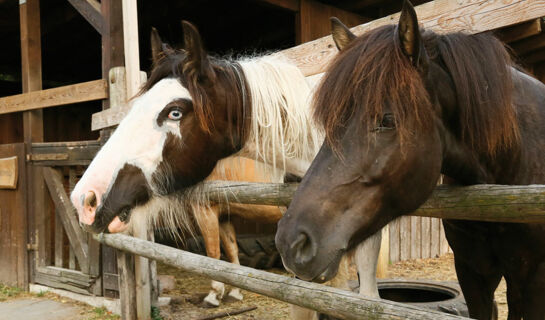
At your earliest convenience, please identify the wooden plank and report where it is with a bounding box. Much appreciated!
[133,223,151,320]
[0,144,28,288]
[439,221,450,255]
[91,70,147,130]
[0,79,108,115]
[43,167,90,272]
[278,0,545,76]
[96,233,466,320]
[257,0,300,12]
[54,208,63,268]
[122,0,142,98]
[496,18,542,43]
[389,218,400,263]
[430,218,440,258]
[117,251,137,320]
[67,0,103,34]
[30,140,100,166]
[0,156,17,189]
[69,247,76,270]
[101,0,125,112]
[511,33,545,55]
[399,216,411,261]
[421,217,431,259]
[296,0,369,44]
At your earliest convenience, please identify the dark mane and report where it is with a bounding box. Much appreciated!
[314,24,520,156]
[140,49,247,142]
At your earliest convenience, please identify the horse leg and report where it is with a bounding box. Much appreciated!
[353,229,381,298]
[196,205,225,307]
[218,221,244,301]
[521,261,545,319]
[444,221,501,320]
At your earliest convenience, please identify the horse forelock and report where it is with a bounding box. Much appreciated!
[314,25,434,151]
[315,24,520,157]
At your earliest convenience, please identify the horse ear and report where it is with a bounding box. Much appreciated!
[330,17,356,51]
[181,20,215,82]
[397,0,428,68]
[150,27,163,64]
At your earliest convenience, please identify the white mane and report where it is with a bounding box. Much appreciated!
[237,55,323,172]
[126,55,322,240]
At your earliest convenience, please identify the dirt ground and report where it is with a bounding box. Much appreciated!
[158,253,508,320]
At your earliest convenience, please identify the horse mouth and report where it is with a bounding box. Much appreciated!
[310,252,343,283]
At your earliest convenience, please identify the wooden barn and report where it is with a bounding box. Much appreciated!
[1,0,545,318]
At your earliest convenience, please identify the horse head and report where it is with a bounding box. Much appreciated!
[71,22,247,233]
[276,0,519,282]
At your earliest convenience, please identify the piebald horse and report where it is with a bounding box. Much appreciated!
[70,21,383,316]
[276,2,545,319]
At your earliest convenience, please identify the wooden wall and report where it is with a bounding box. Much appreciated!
[389,216,451,263]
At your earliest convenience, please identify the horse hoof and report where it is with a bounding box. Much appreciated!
[203,293,220,307]
[226,289,243,301]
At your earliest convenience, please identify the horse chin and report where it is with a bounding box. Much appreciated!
[108,216,129,233]
[312,256,342,283]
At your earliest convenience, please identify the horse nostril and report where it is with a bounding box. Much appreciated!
[291,232,316,265]
[84,191,97,209]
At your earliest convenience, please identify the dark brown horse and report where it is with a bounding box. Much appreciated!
[276,2,545,319]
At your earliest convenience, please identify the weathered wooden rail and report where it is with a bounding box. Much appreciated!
[203,182,545,223]
[94,233,465,320]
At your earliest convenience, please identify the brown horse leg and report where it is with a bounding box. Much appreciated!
[453,256,502,320]
[505,276,523,320]
[219,221,244,301]
[195,204,225,307]
[521,262,545,319]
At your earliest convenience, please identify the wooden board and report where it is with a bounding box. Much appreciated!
[0,156,18,189]
[0,79,108,115]
[279,0,545,76]
[0,144,28,288]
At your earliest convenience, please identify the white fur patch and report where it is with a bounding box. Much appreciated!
[72,78,190,212]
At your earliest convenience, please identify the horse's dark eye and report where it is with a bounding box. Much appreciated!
[381,113,395,128]
[168,109,182,121]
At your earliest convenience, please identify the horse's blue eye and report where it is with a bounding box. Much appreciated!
[168,110,182,121]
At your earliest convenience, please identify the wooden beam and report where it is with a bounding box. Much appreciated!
[67,0,103,35]
[256,0,300,12]
[296,0,369,44]
[201,182,545,223]
[0,79,108,115]
[511,33,545,55]
[496,18,542,43]
[43,167,90,273]
[20,0,46,285]
[95,233,465,320]
[91,68,146,131]
[278,0,545,76]
[122,0,142,98]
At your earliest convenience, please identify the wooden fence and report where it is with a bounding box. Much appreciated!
[92,181,545,319]
[94,233,465,320]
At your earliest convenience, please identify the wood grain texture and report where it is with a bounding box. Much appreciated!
[95,233,465,320]
[256,0,300,11]
[497,18,542,43]
[201,182,545,223]
[278,0,545,76]
[0,79,108,115]
[67,0,103,34]
[122,0,142,98]
[0,156,17,189]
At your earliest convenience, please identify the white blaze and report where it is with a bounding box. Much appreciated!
[71,78,191,223]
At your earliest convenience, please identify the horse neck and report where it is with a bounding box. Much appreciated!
[442,68,545,185]
[236,56,323,176]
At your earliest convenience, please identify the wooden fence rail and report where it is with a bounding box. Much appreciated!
[93,233,464,320]
[202,182,545,223]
